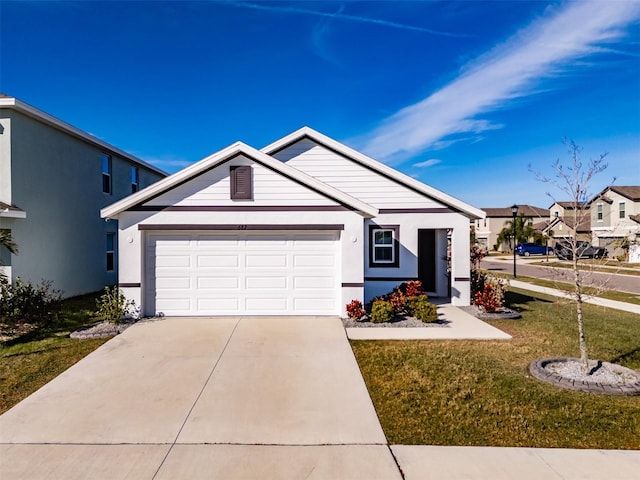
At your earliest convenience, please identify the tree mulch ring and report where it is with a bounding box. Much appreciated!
[529,357,640,395]
[460,305,522,320]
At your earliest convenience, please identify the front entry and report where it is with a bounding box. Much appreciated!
[417,229,436,293]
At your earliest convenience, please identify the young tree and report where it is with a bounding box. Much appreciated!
[532,139,609,374]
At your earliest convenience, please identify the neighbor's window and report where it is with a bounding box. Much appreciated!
[131,166,139,193]
[106,233,115,271]
[102,154,112,194]
[619,202,625,219]
[369,226,399,268]
[554,211,559,218]
[597,204,603,221]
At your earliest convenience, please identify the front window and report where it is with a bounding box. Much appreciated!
[102,154,112,194]
[369,225,399,267]
[597,204,603,221]
[619,202,625,219]
[131,166,139,193]
[554,211,559,218]
[106,233,115,271]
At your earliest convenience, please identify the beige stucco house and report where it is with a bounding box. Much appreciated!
[590,186,640,255]
[474,205,549,252]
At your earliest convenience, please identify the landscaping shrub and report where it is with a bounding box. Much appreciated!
[0,277,62,328]
[345,299,366,321]
[473,276,506,313]
[389,291,406,315]
[404,280,425,297]
[370,299,394,323]
[95,286,137,325]
[405,295,438,322]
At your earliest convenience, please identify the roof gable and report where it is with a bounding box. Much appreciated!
[101,142,377,218]
[262,127,484,219]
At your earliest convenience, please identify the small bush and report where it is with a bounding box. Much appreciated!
[0,277,62,328]
[370,299,394,323]
[389,291,406,315]
[345,299,366,321]
[473,275,506,313]
[95,286,137,325]
[405,295,438,322]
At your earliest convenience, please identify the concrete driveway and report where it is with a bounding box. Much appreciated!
[0,317,401,479]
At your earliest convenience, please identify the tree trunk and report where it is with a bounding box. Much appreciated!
[572,255,589,374]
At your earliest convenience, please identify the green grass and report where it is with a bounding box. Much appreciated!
[0,292,109,414]
[490,272,640,305]
[351,288,640,449]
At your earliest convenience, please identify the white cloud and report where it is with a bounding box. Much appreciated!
[357,0,640,163]
[413,158,442,168]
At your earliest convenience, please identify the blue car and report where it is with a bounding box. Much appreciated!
[515,242,552,256]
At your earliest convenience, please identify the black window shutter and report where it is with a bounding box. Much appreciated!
[230,166,252,200]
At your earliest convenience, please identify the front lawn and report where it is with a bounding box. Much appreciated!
[0,292,109,414]
[351,288,640,449]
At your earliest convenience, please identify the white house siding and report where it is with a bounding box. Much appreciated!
[363,213,470,305]
[0,109,164,297]
[272,139,445,209]
[591,190,640,253]
[144,155,336,207]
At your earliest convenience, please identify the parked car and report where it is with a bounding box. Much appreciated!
[554,241,607,260]
[515,242,553,256]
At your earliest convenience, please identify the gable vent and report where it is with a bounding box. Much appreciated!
[230,165,252,200]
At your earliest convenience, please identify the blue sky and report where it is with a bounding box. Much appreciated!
[2,0,639,208]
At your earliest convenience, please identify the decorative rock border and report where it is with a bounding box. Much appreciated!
[460,306,522,320]
[70,321,135,340]
[529,357,640,395]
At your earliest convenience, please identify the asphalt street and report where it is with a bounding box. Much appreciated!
[480,257,640,296]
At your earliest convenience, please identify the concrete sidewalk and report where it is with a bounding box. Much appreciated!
[511,279,640,314]
[346,303,512,340]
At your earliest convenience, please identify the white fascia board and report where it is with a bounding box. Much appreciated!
[101,142,378,219]
[262,126,485,220]
[0,97,166,176]
[0,209,27,219]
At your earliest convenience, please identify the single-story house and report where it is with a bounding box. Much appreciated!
[101,127,484,317]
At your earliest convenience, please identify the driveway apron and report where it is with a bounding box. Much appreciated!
[0,316,400,479]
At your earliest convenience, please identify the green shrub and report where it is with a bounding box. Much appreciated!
[0,277,62,328]
[370,299,394,323]
[406,295,438,323]
[95,286,137,325]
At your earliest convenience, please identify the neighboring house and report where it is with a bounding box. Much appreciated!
[474,205,549,252]
[590,186,640,255]
[102,127,484,317]
[0,95,166,297]
[544,201,591,245]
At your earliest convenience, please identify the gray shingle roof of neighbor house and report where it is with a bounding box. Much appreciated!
[549,201,589,209]
[482,205,549,219]
[630,214,640,225]
[0,94,167,177]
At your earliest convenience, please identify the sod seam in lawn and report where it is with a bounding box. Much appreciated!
[351,288,640,449]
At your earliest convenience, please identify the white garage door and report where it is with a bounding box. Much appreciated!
[146,232,340,316]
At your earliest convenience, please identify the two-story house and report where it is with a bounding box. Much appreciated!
[544,201,591,245]
[474,205,549,252]
[0,95,166,297]
[590,186,640,256]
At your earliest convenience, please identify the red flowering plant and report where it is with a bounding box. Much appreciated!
[345,299,366,321]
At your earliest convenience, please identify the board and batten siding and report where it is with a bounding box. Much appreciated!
[273,139,444,209]
[144,155,338,207]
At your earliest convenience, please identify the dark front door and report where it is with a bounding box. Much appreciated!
[418,229,436,293]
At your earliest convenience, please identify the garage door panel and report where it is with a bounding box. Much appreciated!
[197,255,239,268]
[246,276,288,289]
[197,277,238,289]
[149,232,339,316]
[198,298,238,311]
[245,254,288,267]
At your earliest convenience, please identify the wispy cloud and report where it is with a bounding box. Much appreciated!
[413,158,442,168]
[357,0,640,163]
[226,1,466,37]
[138,154,193,173]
